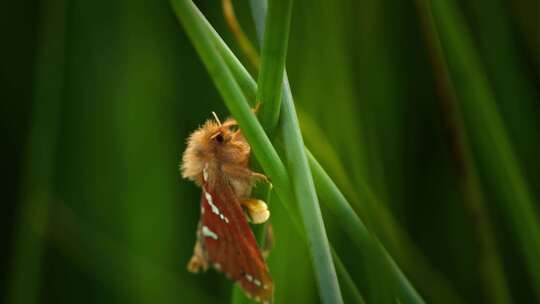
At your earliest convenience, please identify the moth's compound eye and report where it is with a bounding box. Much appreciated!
[216,133,224,143]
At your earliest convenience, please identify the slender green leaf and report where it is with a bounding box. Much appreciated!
[279,83,344,304]
[256,0,292,135]
[309,151,425,304]
[198,7,257,103]
[251,1,343,302]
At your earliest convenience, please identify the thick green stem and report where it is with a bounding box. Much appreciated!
[255,0,292,136]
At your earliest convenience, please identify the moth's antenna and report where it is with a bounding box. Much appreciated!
[212,111,222,126]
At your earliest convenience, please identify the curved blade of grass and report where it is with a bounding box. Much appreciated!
[197,9,256,103]
[429,0,540,299]
[255,0,292,136]
[309,151,424,304]
[279,78,344,304]
[253,1,343,302]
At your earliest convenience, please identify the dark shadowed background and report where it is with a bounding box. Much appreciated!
[2,0,540,303]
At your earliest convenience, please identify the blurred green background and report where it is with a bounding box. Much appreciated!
[2,0,540,303]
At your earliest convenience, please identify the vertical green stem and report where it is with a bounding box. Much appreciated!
[255,0,293,136]
[251,1,343,302]
[280,89,344,304]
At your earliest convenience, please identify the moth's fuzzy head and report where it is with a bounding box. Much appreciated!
[181,116,250,186]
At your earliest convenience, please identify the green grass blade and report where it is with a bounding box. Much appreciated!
[429,0,540,299]
[198,7,257,103]
[255,0,292,135]
[252,1,343,302]
[279,83,344,304]
[309,151,425,304]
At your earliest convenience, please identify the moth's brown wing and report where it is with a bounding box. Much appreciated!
[200,179,273,303]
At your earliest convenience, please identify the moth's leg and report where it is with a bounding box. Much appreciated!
[251,172,268,183]
[239,198,270,224]
[261,223,275,259]
[252,102,261,114]
[187,224,209,273]
[221,163,268,184]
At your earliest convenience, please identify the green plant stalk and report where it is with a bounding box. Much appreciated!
[309,151,424,304]
[430,0,540,299]
[255,0,292,136]
[254,0,343,302]
[7,0,66,303]
[415,1,512,303]
[198,8,257,103]
[279,78,344,304]
[223,1,356,302]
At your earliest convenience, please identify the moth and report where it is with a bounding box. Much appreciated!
[181,112,273,303]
